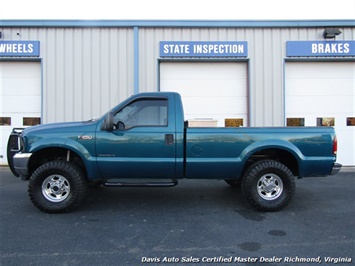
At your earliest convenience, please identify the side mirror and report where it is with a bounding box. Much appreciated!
[117,121,125,130]
[101,112,114,131]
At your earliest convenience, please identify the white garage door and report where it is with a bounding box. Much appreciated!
[160,62,248,127]
[286,62,355,166]
[0,61,41,165]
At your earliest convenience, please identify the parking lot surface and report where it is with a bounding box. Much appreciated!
[0,166,354,265]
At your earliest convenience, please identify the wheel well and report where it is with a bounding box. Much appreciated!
[245,148,299,177]
[28,148,87,179]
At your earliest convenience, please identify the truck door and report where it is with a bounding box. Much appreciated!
[96,97,176,179]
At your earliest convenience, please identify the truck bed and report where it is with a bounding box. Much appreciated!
[184,126,336,179]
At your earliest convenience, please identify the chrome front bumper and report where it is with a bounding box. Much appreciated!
[13,153,32,180]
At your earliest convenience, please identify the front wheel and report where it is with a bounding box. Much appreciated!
[241,160,295,212]
[28,161,87,213]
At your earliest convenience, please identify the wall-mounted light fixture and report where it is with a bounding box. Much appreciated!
[323,28,342,39]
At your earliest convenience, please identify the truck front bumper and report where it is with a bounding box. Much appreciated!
[330,163,342,175]
[13,153,32,180]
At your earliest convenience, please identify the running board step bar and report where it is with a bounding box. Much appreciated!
[104,180,178,187]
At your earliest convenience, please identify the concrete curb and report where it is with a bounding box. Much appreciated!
[340,166,355,173]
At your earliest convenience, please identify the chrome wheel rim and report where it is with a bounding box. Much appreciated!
[42,175,70,202]
[257,174,283,201]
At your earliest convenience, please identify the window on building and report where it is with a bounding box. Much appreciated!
[287,118,305,127]
[23,117,41,126]
[0,117,11,126]
[317,117,335,127]
[347,117,355,126]
[225,118,244,127]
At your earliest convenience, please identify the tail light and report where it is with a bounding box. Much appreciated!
[333,136,338,155]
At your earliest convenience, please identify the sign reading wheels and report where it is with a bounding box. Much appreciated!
[160,41,248,57]
[0,41,40,57]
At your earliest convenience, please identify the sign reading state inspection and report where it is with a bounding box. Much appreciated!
[160,41,248,57]
[0,41,40,57]
[287,41,355,57]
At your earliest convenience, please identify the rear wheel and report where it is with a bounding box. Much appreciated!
[241,160,295,212]
[28,161,87,213]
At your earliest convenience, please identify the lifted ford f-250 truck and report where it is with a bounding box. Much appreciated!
[7,92,341,213]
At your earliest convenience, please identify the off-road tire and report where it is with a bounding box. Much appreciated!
[241,160,295,212]
[28,161,87,213]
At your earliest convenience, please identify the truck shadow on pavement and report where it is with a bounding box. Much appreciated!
[80,173,354,217]
[83,180,246,212]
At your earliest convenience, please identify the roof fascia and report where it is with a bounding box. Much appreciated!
[1,19,354,28]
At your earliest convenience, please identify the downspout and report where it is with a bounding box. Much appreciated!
[134,26,139,94]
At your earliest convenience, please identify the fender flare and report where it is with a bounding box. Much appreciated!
[28,137,98,178]
[240,139,304,173]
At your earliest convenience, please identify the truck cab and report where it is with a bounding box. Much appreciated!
[96,93,183,181]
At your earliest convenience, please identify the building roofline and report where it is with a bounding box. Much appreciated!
[0,19,354,28]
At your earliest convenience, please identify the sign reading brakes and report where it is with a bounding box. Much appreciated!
[160,41,248,57]
[0,41,40,57]
[286,41,355,57]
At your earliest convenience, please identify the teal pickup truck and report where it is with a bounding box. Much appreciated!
[7,92,341,213]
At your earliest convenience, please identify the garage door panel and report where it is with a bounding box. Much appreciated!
[3,79,41,95]
[288,62,353,78]
[186,100,247,114]
[164,80,246,96]
[2,63,40,77]
[0,62,41,165]
[288,81,353,97]
[181,95,247,103]
[287,96,352,114]
[286,62,354,166]
[168,62,245,78]
[3,95,41,112]
[177,89,246,98]
[161,62,248,127]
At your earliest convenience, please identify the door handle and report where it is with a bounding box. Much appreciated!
[165,134,174,145]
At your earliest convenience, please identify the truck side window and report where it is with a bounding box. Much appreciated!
[114,99,168,129]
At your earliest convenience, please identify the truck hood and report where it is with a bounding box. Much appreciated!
[23,120,98,135]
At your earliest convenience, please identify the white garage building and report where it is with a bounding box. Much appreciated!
[0,20,354,165]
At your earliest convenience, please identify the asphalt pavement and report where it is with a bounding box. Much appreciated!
[0,166,354,266]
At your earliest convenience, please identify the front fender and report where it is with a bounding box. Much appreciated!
[28,137,100,180]
[29,136,92,158]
